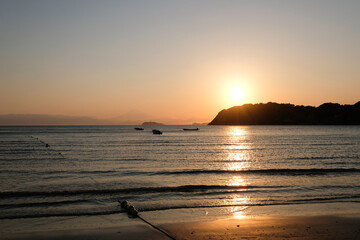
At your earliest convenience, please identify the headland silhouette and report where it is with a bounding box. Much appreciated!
[209,101,360,125]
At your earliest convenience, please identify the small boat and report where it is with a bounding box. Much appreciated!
[134,127,144,130]
[183,128,199,131]
[152,129,162,135]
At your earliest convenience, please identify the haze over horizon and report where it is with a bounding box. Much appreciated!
[1,0,360,124]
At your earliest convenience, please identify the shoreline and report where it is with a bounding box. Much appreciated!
[2,204,360,240]
[2,215,360,240]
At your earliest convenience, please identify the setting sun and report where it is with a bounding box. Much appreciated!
[230,87,245,102]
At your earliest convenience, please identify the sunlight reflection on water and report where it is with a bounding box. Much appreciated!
[228,126,248,138]
[231,205,249,219]
[226,126,251,170]
[225,127,252,219]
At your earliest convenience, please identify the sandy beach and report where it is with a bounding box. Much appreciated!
[0,213,170,240]
[2,205,360,240]
[164,215,360,240]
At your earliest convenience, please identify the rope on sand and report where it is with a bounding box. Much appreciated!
[119,200,176,240]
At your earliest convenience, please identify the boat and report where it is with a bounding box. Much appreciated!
[183,128,199,131]
[152,129,162,135]
[134,127,144,130]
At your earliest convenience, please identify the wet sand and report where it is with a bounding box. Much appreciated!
[2,204,360,240]
[1,213,360,240]
[0,214,170,240]
[164,215,360,240]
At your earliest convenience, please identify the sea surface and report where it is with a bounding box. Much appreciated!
[0,126,359,220]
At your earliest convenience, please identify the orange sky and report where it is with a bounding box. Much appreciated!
[1,1,359,124]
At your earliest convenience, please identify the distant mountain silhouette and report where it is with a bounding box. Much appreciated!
[0,114,109,125]
[209,101,360,125]
[142,121,164,126]
[192,122,208,126]
[0,114,205,125]
[111,110,154,125]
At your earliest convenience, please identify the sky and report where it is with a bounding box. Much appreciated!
[1,0,360,124]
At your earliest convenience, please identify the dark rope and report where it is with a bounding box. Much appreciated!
[137,215,176,240]
[120,201,176,240]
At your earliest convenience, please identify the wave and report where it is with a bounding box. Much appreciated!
[2,184,359,199]
[2,168,359,177]
[2,195,360,220]
[288,156,360,160]
[0,199,91,209]
[150,168,360,176]
[291,194,360,202]
[137,198,360,213]
[0,169,119,174]
[0,209,125,220]
[0,185,286,198]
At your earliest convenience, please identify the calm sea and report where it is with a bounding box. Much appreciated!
[0,126,359,220]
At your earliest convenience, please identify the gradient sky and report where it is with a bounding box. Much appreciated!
[1,0,359,123]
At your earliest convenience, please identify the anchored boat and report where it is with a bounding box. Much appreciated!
[183,128,199,131]
[152,129,162,135]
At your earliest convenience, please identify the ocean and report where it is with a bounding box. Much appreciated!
[0,126,359,221]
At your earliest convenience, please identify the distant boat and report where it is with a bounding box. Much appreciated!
[152,129,162,135]
[183,128,199,131]
[134,127,144,130]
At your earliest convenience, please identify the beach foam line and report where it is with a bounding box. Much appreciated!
[2,183,360,198]
[150,168,360,176]
[2,191,359,211]
[288,156,360,160]
[2,198,360,220]
[0,209,125,220]
[0,199,92,209]
[0,184,285,198]
[2,167,360,175]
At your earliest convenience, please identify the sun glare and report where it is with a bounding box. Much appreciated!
[230,87,245,102]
